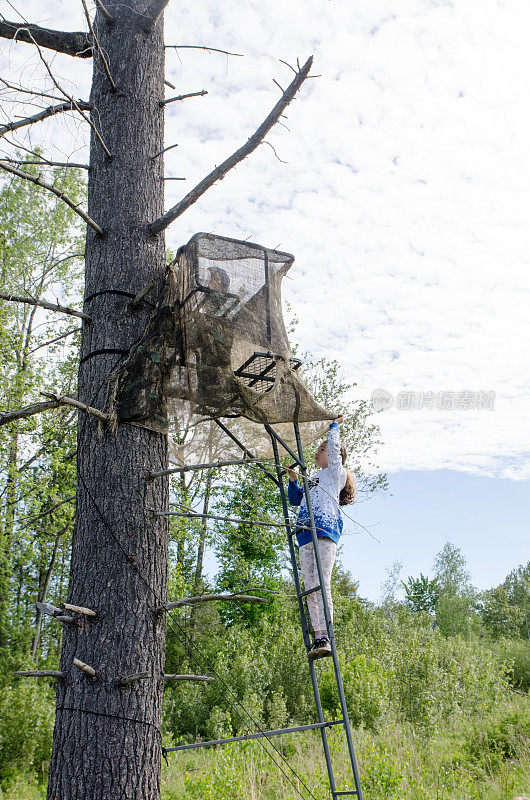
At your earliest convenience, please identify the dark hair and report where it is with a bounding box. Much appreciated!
[339,443,355,506]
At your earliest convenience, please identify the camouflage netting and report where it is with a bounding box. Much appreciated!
[108,233,335,462]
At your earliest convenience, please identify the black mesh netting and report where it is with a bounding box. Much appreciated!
[107,233,335,461]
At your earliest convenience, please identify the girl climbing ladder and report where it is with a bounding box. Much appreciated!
[287,415,355,658]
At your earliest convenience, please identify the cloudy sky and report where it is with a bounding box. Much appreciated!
[1,0,528,597]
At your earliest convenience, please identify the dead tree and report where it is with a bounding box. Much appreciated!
[0,4,313,799]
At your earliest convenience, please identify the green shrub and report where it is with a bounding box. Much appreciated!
[491,638,530,692]
[0,680,54,789]
[464,704,530,775]
[319,654,386,731]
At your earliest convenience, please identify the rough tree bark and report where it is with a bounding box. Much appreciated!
[45,4,169,799]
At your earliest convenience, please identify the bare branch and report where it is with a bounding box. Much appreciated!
[162,176,185,180]
[165,44,244,58]
[160,89,207,107]
[149,55,313,236]
[40,391,110,424]
[0,75,65,102]
[278,59,297,75]
[0,399,61,427]
[0,19,92,58]
[80,0,117,92]
[261,140,287,164]
[25,31,112,159]
[150,142,178,160]
[0,99,91,138]
[0,162,103,235]
[14,670,64,678]
[154,508,287,529]
[29,327,80,354]
[0,291,91,322]
[94,0,114,24]
[143,0,171,29]
[155,594,267,613]
[148,456,274,479]
[163,674,215,682]
[164,78,175,89]
[0,157,89,170]
[17,495,75,531]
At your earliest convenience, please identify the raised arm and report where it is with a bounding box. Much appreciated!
[326,415,344,481]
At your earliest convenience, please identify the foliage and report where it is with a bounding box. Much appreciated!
[0,679,54,789]
[402,573,439,613]
[159,704,530,800]
[0,157,84,669]
[491,638,530,692]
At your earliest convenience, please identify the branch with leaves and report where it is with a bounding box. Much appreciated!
[148,55,313,235]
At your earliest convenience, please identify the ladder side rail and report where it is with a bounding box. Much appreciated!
[264,422,304,468]
[165,719,344,752]
[270,433,339,799]
[293,421,364,800]
[214,418,280,486]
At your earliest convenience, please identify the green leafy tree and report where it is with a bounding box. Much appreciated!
[432,542,479,636]
[480,586,526,640]
[402,573,439,613]
[0,158,84,667]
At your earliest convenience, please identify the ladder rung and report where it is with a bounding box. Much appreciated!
[299,585,321,599]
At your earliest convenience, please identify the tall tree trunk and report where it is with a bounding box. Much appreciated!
[47,5,169,799]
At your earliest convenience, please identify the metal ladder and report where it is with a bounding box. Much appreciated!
[266,421,364,800]
[167,416,364,800]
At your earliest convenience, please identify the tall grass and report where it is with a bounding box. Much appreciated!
[3,698,528,800]
[160,697,530,800]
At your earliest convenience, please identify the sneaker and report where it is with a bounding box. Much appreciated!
[308,637,332,659]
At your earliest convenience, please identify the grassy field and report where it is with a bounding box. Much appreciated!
[159,705,530,800]
[6,699,528,800]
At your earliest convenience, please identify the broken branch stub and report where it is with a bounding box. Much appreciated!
[63,603,97,617]
[73,658,96,678]
[119,672,149,686]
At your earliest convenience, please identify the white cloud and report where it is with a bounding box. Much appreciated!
[1,0,529,478]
